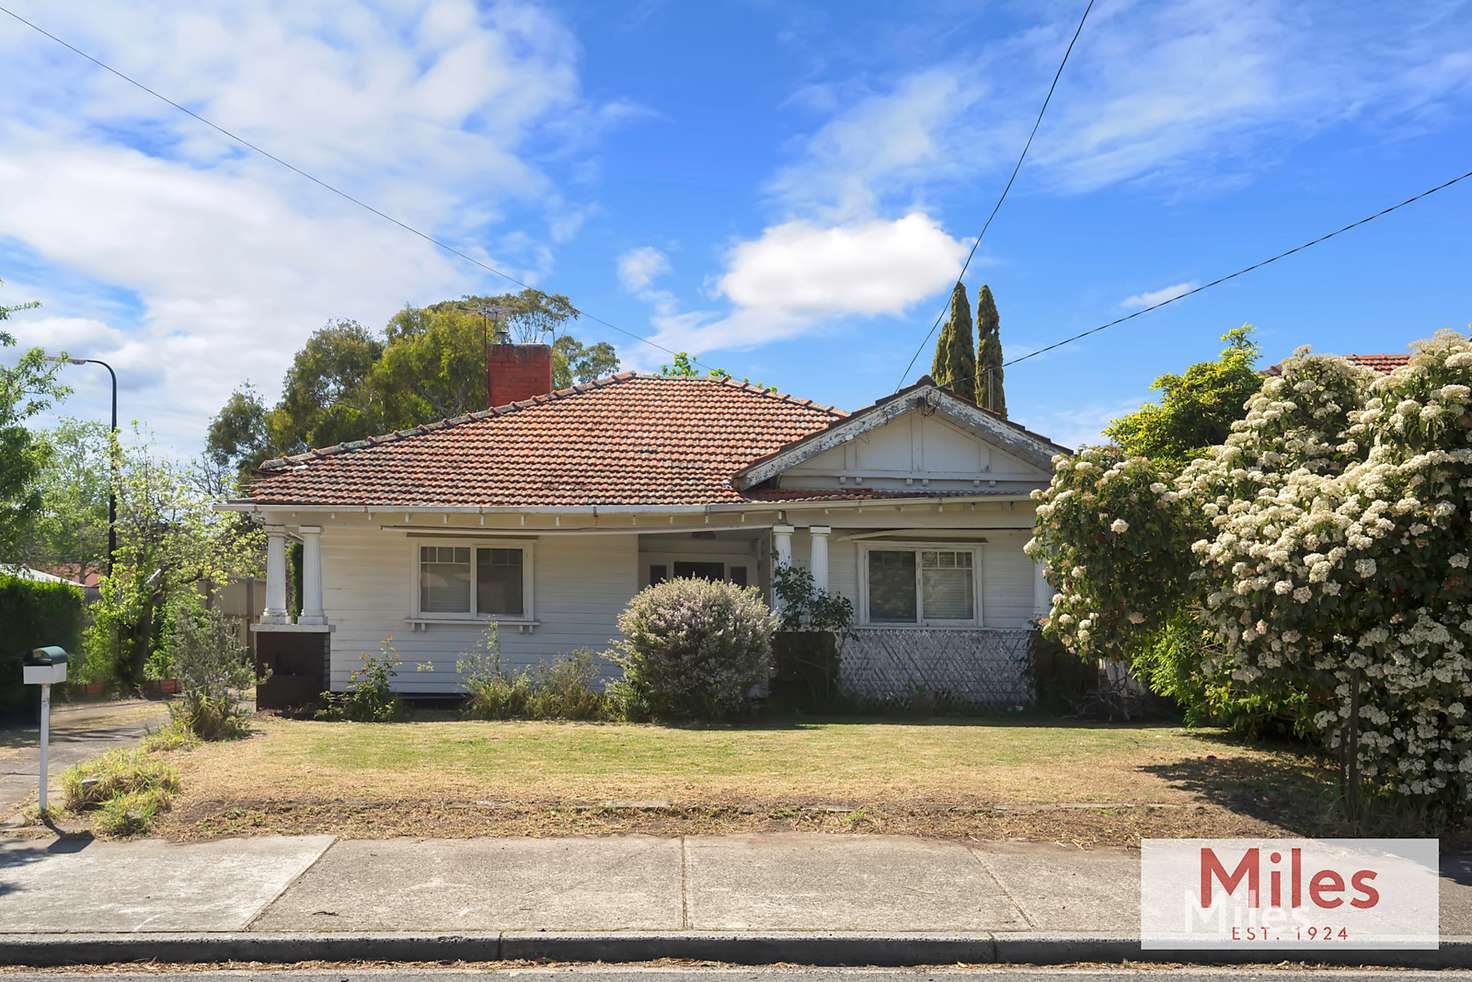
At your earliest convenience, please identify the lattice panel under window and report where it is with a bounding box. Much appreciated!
[838,628,1036,709]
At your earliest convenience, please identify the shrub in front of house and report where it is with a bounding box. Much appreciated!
[607,577,778,722]
[770,564,854,711]
[166,602,255,740]
[460,627,609,721]
[317,640,407,722]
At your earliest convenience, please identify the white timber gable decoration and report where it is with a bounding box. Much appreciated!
[734,383,1057,496]
[229,368,1068,710]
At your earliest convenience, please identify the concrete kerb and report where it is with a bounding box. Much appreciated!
[0,933,1470,969]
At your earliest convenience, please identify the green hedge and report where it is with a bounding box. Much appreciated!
[0,574,85,720]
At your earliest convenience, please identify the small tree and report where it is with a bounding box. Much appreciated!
[975,284,1006,416]
[84,428,263,690]
[167,601,253,740]
[931,282,977,402]
[1031,331,1472,817]
[1105,326,1262,470]
[607,578,778,721]
[0,280,69,557]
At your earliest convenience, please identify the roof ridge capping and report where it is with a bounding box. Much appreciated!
[621,371,847,417]
[253,370,844,474]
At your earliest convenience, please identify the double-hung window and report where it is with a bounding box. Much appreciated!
[861,544,980,626]
[414,541,533,620]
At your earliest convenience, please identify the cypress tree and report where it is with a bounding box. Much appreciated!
[975,283,1006,417]
[929,282,976,401]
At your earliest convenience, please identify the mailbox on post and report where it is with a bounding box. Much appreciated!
[22,646,68,816]
[23,646,68,685]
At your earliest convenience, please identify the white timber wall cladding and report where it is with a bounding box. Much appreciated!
[823,528,1037,630]
[320,527,638,694]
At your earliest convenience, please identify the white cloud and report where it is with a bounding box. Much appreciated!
[718,213,966,316]
[1121,281,1198,310]
[623,213,966,367]
[768,70,982,221]
[639,0,1472,371]
[617,246,671,293]
[0,0,626,452]
[763,1,1472,212]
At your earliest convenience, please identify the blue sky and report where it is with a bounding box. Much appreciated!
[2,0,1471,454]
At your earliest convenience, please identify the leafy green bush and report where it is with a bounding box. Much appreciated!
[167,602,254,740]
[317,640,406,722]
[0,574,84,718]
[62,748,179,812]
[772,564,853,632]
[1129,613,1304,738]
[607,577,778,722]
[460,627,609,720]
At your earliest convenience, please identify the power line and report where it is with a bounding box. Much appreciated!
[1004,166,1472,367]
[896,0,1095,388]
[0,4,711,372]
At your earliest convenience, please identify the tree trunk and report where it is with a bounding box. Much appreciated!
[1343,669,1363,828]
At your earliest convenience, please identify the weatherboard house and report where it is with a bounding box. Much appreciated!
[229,344,1066,708]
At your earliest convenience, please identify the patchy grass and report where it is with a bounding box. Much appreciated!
[53,747,181,837]
[62,748,179,812]
[95,786,172,836]
[140,720,202,755]
[155,714,1348,845]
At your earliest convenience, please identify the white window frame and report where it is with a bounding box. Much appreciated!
[640,551,754,589]
[408,538,536,625]
[856,541,983,628]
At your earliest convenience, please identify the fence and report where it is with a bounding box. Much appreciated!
[838,627,1035,709]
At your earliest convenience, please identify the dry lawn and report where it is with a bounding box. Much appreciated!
[133,714,1353,846]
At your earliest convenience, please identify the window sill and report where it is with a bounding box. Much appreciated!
[405,616,539,634]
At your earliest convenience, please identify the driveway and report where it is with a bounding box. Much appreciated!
[0,698,171,818]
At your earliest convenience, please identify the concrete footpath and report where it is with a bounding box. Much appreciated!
[0,833,1469,967]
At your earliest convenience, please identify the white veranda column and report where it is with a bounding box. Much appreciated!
[771,524,794,611]
[262,526,289,624]
[298,525,326,626]
[809,525,831,594]
[1032,559,1055,621]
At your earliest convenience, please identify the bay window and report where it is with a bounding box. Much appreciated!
[861,544,980,626]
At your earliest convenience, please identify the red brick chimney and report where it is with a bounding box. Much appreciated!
[487,343,554,407]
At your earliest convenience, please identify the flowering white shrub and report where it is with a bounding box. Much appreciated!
[1031,330,1472,812]
[1026,446,1202,661]
[607,577,779,721]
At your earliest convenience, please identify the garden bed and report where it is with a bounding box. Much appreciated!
[121,714,1374,846]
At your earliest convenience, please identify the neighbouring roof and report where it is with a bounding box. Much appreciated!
[1344,353,1411,373]
[1264,352,1412,377]
[244,374,848,508]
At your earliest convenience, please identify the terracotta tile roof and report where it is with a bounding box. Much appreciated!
[245,374,849,508]
[1344,353,1411,374]
[1264,352,1412,377]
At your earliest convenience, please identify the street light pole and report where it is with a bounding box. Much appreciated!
[48,356,117,574]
